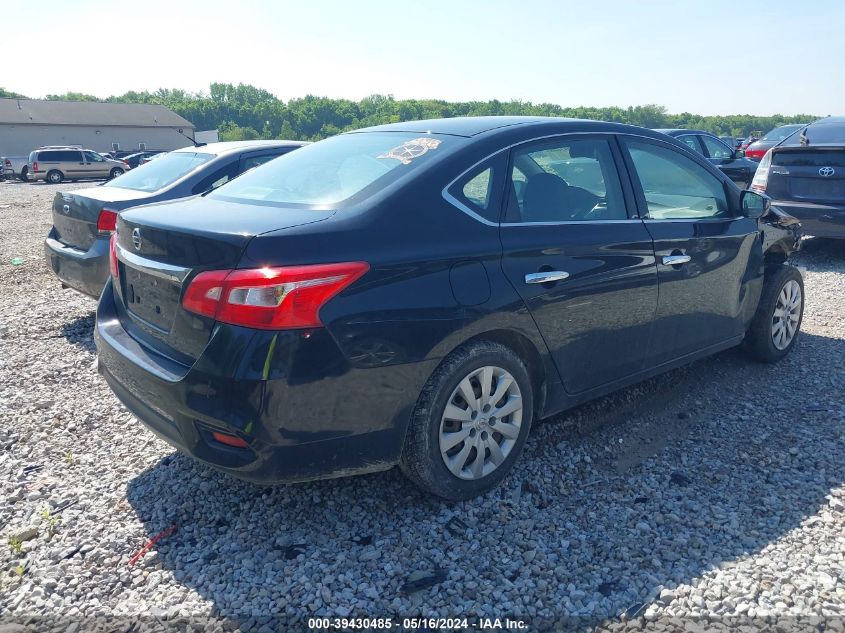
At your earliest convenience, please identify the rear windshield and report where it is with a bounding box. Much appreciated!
[104,152,213,192]
[761,124,804,142]
[211,132,454,207]
[783,122,845,146]
[773,150,845,167]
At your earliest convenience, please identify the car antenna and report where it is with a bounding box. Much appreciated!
[176,128,206,147]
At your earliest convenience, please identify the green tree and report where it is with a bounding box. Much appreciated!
[28,83,817,142]
[0,88,28,99]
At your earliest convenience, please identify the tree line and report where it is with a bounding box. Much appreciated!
[1,84,817,142]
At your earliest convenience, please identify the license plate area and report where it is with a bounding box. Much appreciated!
[792,177,845,200]
[54,215,94,251]
[121,266,181,333]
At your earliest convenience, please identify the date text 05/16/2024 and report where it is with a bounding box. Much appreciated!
[307,617,529,630]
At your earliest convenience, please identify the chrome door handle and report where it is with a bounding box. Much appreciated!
[525,271,570,284]
[662,255,691,266]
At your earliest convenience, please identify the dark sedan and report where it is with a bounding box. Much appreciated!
[121,151,165,169]
[45,140,306,298]
[656,129,759,188]
[96,117,802,500]
[752,116,845,238]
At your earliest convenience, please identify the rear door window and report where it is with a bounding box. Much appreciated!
[505,137,628,222]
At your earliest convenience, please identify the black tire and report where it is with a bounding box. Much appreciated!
[400,340,534,500]
[19,166,28,182]
[46,170,63,184]
[745,264,804,363]
[109,167,124,179]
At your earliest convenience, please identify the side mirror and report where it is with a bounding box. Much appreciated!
[741,189,771,219]
[734,149,746,159]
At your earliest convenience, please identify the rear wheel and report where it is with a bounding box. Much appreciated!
[19,166,28,182]
[745,264,804,362]
[400,341,533,500]
[109,167,124,179]
[46,170,63,184]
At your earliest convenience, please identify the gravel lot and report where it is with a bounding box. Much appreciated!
[1,180,844,631]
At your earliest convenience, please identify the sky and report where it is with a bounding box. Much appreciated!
[2,0,842,116]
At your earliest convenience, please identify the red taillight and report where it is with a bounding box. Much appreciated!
[109,233,119,278]
[33,161,38,172]
[182,262,369,330]
[211,431,249,448]
[745,149,766,160]
[97,208,118,233]
[3,159,10,167]
[121,160,129,167]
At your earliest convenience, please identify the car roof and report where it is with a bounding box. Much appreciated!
[352,116,555,137]
[171,140,308,156]
[778,116,845,148]
[352,116,670,139]
[654,129,713,136]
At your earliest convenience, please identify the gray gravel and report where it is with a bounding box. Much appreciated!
[1,180,844,630]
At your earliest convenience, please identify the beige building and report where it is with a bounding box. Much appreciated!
[0,98,195,156]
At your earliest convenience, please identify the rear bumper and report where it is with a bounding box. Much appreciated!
[771,200,845,238]
[44,230,110,298]
[94,279,431,484]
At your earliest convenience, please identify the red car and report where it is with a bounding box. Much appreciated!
[745,124,806,161]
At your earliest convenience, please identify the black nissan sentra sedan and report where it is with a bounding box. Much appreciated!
[95,117,803,500]
[44,140,306,298]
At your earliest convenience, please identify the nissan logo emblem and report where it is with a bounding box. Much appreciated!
[819,166,835,177]
[132,228,142,250]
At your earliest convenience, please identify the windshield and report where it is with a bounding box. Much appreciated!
[104,152,213,192]
[211,132,453,207]
[761,124,804,142]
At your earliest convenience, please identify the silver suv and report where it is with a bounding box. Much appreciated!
[28,146,127,183]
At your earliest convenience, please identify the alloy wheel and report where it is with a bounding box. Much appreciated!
[772,279,801,350]
[438,365,523,480]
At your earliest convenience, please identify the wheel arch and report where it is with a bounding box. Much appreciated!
[763,241,790,268]
[452,328,549,417]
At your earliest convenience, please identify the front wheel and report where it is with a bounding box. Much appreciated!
[400,341,534,500]
[109,168,124,179]
[745,264,804,362]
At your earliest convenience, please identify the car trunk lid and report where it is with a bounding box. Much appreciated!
[51,188,155,251]
[767,146,845,203]
[113,196,335,364]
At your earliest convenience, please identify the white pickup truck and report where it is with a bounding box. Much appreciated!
[1,155,29,181]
